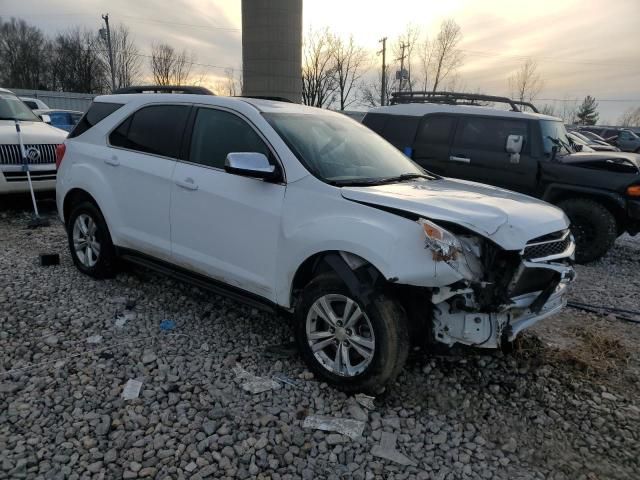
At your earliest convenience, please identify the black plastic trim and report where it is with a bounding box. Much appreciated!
[116,247,280,314]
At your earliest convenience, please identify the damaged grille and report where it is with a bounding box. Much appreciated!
[0,144,58,165]
[523,230,572,260]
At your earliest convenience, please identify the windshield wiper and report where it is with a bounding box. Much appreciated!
[330,172,435,187]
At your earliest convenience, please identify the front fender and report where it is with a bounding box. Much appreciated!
[275,178,464,307]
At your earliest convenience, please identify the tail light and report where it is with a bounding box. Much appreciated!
[55,144,66,169]
[627,185,640,197]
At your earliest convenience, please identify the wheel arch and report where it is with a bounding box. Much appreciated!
[63,188,101,226]
[543,184,626,227]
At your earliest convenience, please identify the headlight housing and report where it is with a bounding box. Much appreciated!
[418,218,462,261]
[419,218,484,282]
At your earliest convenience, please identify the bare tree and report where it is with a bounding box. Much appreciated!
[508,58,544,103]
[430,19,463,92]
[214,68,242,96]
[331,34,367,110]
[50,29,107,93]
[392,24,420,92]
[0,18,49,89]
[360,61,394,107]
[619,106,640,127]
[301,28,337,107]
[417,34,435,92]
[100,24,142,89]
[150,42,195,86]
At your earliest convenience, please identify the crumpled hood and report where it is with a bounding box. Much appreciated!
[0,120,67,145]
[341,178,569,250]
[560,151,640,171]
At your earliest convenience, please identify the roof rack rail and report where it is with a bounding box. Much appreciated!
[112,85,214,95]
[389,91,539,113]
[236,95,294,103]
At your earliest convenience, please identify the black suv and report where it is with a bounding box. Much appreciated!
[363,92,640,262]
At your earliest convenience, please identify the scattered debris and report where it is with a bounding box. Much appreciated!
[272,373,302,389]
[346,398,369,422]
[232,365,281,394]
[355,393,376,410]
[39,253,59,266]
[121,379,143,400]
[160,320,176,331]
[371,431,417,466]
[263,341,298,359]
[114,311,135,327]
[302,415,365,440]
[125,299,137,310]
[86,335,103,344]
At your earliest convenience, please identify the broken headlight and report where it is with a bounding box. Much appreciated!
[419,218,483,282]
[418,218,462,261]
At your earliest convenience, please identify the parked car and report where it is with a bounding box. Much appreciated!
[567,130,620,152]
[577,129,620,149]
[616,129,640,153]
[579,126,621,142]
[19,96,50,110]
[0,88,66,195]
[36,109,83,132]
[363,92,640,263]
[57,91,576,393]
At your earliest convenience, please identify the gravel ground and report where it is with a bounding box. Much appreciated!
[1,206,639,480]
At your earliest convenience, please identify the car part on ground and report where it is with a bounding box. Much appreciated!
[57,92,576,393]
[363,93,640,263]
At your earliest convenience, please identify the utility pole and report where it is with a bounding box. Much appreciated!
[100,14,116,92]
[378,37,387,106]
[397,41,409,93]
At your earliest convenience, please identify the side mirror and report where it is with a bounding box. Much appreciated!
[225,152,280,181]
[40,114,51,124]
[505,134,523,164]
[505,134,523,154]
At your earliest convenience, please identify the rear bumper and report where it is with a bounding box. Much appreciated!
[0,164,56,194]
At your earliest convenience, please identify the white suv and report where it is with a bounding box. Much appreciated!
[0,89,66,194]
[56,93,575,393]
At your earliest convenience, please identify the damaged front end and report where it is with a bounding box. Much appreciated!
[420,219,576,348]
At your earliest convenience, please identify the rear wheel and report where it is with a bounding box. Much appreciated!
[294,273,409,394]
[558,198,617,263]
[67,201,117,278]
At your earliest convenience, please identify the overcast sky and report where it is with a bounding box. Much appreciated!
[2,0,639,122]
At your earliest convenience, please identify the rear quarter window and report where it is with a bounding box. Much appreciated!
[68,102,123,138]
[362,113,388,135]
[380,115,420,150]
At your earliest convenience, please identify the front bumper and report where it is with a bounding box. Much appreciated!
[432,260,575,348]
[0,164,56,194]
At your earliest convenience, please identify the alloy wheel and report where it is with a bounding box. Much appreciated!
[305,294,375,377]
[72,213,101,268]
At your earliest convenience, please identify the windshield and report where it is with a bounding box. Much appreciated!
[264,112,427,185]
[0,94,40,121]
[540,120,572,156]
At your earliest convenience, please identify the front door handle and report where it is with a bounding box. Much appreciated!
[104,156,119,166]
[175,178,198,191]
[449,155,471,163]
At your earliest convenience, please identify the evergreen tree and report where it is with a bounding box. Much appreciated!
[576,96,599,125]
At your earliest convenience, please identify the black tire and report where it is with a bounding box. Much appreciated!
[67,201,117,278]
[294,272,409,394]
[558,198,617,263]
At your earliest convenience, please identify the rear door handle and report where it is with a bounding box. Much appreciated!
[449,155,471,163]
[104,156,119,166]
[175,178,198,191]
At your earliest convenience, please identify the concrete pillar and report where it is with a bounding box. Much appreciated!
[241,0,302,103]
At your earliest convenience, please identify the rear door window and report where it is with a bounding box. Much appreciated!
[362,113,388,135]
[453,117,529,153]
[188,108,270,169]
[109,104,191,159]
[415,115,456,146]
[380,115,420,150]
[68,102,123,138]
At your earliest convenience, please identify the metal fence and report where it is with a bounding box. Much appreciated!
[6,88,96,112]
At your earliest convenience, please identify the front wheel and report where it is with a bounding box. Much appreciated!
[558,198,617,263]
[294,273,409,394]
